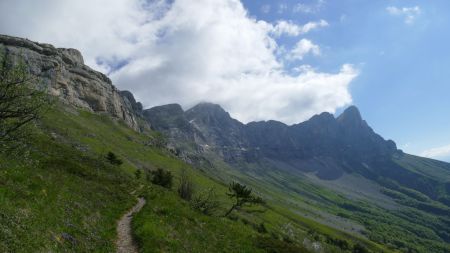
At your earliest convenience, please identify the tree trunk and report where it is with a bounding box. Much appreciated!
[224,204,237,217]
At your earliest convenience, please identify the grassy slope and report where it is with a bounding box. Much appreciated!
[395,154,450,182]
[133,186,265,253]
[0,103,395,252]
[48,105,396,252]
[188,153,393,253]
[194,152,450,253]
[0,113,135,252]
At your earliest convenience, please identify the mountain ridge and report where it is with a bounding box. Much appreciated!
[143,102,450,202]
[144,102,399,161]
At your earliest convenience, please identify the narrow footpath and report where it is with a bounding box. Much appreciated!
[116,197,146,253]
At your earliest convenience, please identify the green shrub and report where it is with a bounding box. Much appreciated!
[149,168,173,189]
[190,187,220,215]
[353,243,370,253]
[256,223,268,234]
[106,151,123,166]
[255,236,310,253]
[326,236,350,250]
[177,168,194,201]
[135,169,142,179]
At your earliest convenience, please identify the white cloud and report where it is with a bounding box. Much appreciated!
[288,39,321,60]
[0,0,357,124]
[294,0,325,14]
[386,6,421,24]
[302,19,329,33]
[421,145,450,161]
[0,0,157,73]
[270,20,328,37]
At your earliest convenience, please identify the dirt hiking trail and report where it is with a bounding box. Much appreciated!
[116,197,146,253]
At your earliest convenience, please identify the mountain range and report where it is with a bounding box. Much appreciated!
[144,102,449,200]
[1,34,450,252]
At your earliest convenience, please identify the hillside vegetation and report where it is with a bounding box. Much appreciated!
[0,103,393,252]
[145,102,450,253]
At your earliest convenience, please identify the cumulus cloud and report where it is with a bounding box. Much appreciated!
[386,6,421,24]
[270,20,329,37]
[287,39,321,60]
[421,145,450,161]
[0,0,357,124]
[0,0,155,73]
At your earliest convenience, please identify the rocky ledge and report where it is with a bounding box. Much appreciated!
[0,34,144,131]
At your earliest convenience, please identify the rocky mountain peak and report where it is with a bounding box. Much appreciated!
[186,102,229,119]
[308,112,337,125]
[185,103,239,129]
[145,103,184,117]
[336,105,370,131]
[143,104,186,131]
[336,105,365,128]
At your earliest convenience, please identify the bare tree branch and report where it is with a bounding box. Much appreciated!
[0,50,52,144]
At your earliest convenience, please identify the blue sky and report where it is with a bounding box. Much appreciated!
[240,0,450,161]
[0,0,449,161]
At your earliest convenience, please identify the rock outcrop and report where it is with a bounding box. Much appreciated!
[0,34,143,131]
[144,104,204,147]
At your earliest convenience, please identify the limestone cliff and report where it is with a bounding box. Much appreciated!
[0,34,144,131]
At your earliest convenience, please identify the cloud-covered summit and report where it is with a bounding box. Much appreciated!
[0,0,357,124]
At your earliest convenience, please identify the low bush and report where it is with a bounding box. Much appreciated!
[190,187,220,215]
[149,168,173,189]
[135,169,142,179]
[353,243,370,253]
[177,169,194,201]
[256,223,268,234]
[106,151,123,166]
[255,236,310,253]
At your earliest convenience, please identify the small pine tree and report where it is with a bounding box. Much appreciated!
[224,181,264,217]
[106,151,123,166]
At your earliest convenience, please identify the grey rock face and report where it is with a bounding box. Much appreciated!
[185,103,249,161]
[186,103,247,149]
[0,34,142,131]
[144,104,201,145]
[120,90,144,116]
[144,102,400,179]
[143,104,210,164]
